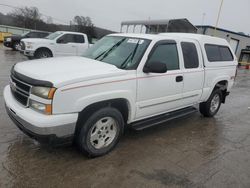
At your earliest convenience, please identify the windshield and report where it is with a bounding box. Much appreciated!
[45,32,63,40]
[21,32,29,37]
[83,36,151,70]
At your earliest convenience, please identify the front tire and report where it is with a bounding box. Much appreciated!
[76,107,124,157]
[35,49,52,59]
[199,89,222,117]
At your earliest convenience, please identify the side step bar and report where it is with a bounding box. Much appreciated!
[130,107,197,130]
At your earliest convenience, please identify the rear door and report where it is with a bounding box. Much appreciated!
[73,34,88,55]
[55,34,77,56]
[180,40,204,106]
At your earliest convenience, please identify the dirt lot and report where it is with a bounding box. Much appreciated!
[0,44,250,188]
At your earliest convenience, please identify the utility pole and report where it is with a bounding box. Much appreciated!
[213,0,224,36]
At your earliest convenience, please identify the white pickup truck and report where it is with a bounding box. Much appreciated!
[20,31,91,59]
[4,33,237,157]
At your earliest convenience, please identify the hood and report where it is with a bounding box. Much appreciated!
[21,38,53,44]
[14,57,126,87]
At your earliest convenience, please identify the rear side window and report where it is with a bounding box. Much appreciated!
[181,42,199,68]
[148,43,179,71]
[74,35,85,43]
[219,46,234,61]
[205,44,233,62]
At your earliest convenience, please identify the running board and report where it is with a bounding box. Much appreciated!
[130,107,197,130]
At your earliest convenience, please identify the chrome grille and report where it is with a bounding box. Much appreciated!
[10,74,31,107]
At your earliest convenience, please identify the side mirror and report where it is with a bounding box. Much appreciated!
[143,62,167,73]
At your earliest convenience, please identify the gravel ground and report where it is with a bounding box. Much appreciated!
[0,44,250,188]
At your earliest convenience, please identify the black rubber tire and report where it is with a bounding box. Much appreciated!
[27,56,34,60]
[12,42,20,51]
[35,49,52,59]
[199,89,222,117]
[76,107,124,158]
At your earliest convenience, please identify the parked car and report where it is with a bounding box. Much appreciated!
[3,31,49,51]
[4,33,237,157]
[20,31,92,59]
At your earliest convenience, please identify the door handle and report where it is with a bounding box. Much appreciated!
[176,76,183,82]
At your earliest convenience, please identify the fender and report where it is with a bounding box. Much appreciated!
[201,75,230,102]
[74,90,135,123]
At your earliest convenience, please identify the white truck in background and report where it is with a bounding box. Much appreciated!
[4,33,237,157]
[20,31,92,59]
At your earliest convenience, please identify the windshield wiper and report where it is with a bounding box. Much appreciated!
[94,38,126,60]
[120,40,140,69]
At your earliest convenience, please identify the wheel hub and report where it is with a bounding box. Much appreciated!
[90,117,117,149]
[210,94,220,113]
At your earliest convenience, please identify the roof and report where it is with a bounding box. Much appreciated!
[109,33,229,46]
[56,31,86,35]
[196,25,250,39]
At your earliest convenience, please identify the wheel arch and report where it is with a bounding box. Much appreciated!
[34,47,53,57]
[205,78,229,103]
[74,98,131,137]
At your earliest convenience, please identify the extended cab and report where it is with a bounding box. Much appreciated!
[21,31,91,59]
[3,31,49,51]
[4,33,237,157]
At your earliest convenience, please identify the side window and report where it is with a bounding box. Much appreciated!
[219,46,234,61]
[74,35,85,43]
[181,42,199,68]
[205,45,221,61]
[57,34,75,44]
[40,33,48,38]
[205,44,233,62]
[148,43,179,71]
[26,32,35,38]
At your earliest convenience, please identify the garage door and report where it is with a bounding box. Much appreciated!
[229,38,239,53]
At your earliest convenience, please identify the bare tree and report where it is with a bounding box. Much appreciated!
[73,15,93,27]
[8,6,42,29]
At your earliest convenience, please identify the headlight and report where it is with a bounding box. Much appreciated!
[26,42,34,49]
[31,87,56,99]
[6,38,12,42]
[29,99,52,115]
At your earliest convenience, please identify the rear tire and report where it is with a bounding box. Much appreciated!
[199,89,222,117]
[76,107,124,158]
[35,49,52,59]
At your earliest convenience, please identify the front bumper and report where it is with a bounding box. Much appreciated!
[4,86,78,145]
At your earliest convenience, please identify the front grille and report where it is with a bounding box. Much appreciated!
[20,41,25,50]
[10,74,31,107]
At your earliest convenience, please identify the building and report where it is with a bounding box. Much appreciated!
[197,25,250,60]
[121,19,197,34]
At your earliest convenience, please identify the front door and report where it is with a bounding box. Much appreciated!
[136,40,184,120]
[55,34,77,56]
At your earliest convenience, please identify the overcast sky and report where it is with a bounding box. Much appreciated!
[0,0,249,34]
